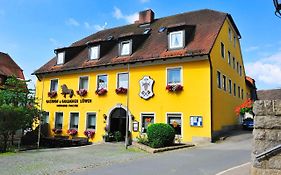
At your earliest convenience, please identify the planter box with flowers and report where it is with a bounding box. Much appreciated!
[235,98,254,125]
[52,128,62,134]
[166,84,183,92]
[48,91,57,98]
[95,88,107,96]
[115,87,127,94]
[76,89,87,97]
[67,129,78,136]
[84,130,95,139]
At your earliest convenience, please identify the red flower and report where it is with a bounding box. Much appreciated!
[48,91,57,98]
[115,87,127,94]
[67,129,78,136]
[76,89,88,96]
[166,84,183,92]
[95,88,107,95]
[84,130,95,138]
[234,98,253,116]
[52,128,62,134]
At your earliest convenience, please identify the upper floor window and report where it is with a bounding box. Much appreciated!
[228,27,232,41]
[221,42,225,58]
[57,52,65,65]
[222,75,227,91]
[169,30,185,50]
[234,36,236,47]
[241,89,244,99]
[141,113,155,133]
[167,113,182,135]
[228,51,231,66]
[55,112,63,129]
[70,112,79,129]
[97,75,108,90]
[232,57,236,69]
[234,83,236,96]
[236,62,239,73]
[89,45,100,60]
[217,71,222,89]
[117,73,128,88]
[119,40,132,56]
[79,76,88,90]
[238,86,241,98]
[167,67,182,85]
[50,79,58,92]
[239,65,242,76]
[86,113,96,130]
[228,79,232,94]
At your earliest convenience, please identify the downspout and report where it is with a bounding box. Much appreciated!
[208,55,214,142]
[37,76,44,149]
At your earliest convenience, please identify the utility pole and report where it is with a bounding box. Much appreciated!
[125,63,130,149]
[37,78,44,149]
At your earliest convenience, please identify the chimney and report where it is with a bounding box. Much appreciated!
[135,9,155,24]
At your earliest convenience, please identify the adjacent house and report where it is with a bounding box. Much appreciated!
[0,52,25,87]
[34,9,250,143]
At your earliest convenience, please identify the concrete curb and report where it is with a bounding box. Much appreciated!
[132,142,195,153]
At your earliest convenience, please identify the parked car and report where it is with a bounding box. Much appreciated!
[242,118,254,129]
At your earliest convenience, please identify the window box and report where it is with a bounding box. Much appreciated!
[95,88,107,96]
[48,91,57,98]
[76,89,88,97]
[67,129,78,136]
[84,130,95,138]
[166,84,183,92]
[115,87,127,94]
[52,128,62,134]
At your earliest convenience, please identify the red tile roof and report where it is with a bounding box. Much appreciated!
[257,89,281,100]
[245,76,256,88]
[0,52,25,79]
[34,9,239,75]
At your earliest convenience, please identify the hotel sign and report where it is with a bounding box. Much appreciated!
[46,98,92,107]
[139,76,154,100]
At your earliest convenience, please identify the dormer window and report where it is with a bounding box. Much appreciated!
[119,40,132,56]
[89,45,100,60]
[168,30,185,50]
[57,52,65,65]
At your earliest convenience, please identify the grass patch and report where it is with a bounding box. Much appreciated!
[0,152,16,157]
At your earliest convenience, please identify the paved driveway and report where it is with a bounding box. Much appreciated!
[0,130,252,175]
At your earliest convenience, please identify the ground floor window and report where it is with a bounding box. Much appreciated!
[70,112,79,129]
[55,112,63,129]
[141,113,155,133]
[86,113,96,130]
[167,113,182,135]
[42,112,49,124]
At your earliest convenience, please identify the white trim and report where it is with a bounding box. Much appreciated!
[166,66,183,85]
[166,112,183,137]
[116,72,129,89]
[43,111,50,124]
[54,111,63,129]
[85,111,97,131]
[56,51,65,65]
[50,78,59,92]
[69,111,80,130]
[96,74,108,91]
[140,112,156,133]
[78,75,89,90]
[168,30,185,50]
[119,40,132,56]
[222,74,227,92]
[89,45,100,60]
[216,70,222,90]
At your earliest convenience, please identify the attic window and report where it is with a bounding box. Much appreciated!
[158,27,166,33]
[119,40,132,56]
[107,36,114,41]
[89,45,100,60]
[143,28,151,34]
[56,52,65,65]
[168,30,185,50]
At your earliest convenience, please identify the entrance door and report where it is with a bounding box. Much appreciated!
[109,108,127,140]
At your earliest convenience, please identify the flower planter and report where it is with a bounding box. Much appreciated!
[52,128,62,134]
[84,130,95,138]
[48,91,57,98]
[67,129,78,136]
[115,87,127,94]
[166,84,183,92]
[76,89,87,97]
[95,88,107,96]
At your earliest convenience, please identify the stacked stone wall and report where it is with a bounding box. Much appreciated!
[252,100,281,175]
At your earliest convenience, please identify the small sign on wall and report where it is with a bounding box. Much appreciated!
[133,121,139,132]
[190,116,203,127]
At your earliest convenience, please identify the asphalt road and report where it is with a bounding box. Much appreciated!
[72,130,252,175]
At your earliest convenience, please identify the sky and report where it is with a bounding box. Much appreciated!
[0,0,280,90]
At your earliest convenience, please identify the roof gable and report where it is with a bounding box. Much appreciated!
[0,52,25,79]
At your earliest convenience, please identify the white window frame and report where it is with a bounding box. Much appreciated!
[168,30,185,50]
[50,79,59,92]
[89,45,100,60]
[69,112,79,129]
[166,112,183,136]
[57,52,65,65]
[42,111,49,124]
[96,74,108,90]
[166,66,183,85]
[85,112,97,130]
[54,112,63,129]
[119,40,132,56]
[78,76,89,90]
[116,72,129,89]
[217,70,222,89]
[140,112,156,133]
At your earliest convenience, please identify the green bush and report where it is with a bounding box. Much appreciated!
[114,131,122,142]
[147,123,175,148]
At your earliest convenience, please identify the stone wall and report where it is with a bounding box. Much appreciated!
[252,100,281,175]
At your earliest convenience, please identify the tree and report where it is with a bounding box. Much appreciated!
[0,76,40,152]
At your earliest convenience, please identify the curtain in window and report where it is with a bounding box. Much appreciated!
[118,73,128,88]
[168,68,181,84]
[80,77,88,90]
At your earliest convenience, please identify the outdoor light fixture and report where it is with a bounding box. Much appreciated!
[103,114,107,120]
[273,0,281,17]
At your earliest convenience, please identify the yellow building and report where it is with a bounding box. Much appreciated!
[34,9,249,143]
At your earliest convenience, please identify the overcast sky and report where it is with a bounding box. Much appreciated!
[0,0,280,90]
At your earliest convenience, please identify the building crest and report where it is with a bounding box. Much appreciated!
[139,76,154,100]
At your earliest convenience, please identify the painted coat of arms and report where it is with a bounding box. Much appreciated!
[139,76,154,100]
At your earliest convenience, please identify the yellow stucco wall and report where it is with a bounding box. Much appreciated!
[210,17,248,132]
[36,60,211,142]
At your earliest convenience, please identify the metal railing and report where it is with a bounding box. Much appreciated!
[256,144,281,162]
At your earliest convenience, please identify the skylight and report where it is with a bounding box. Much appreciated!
[143,28,151,34]
[158,27,166,33]
[107,36,114,41]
